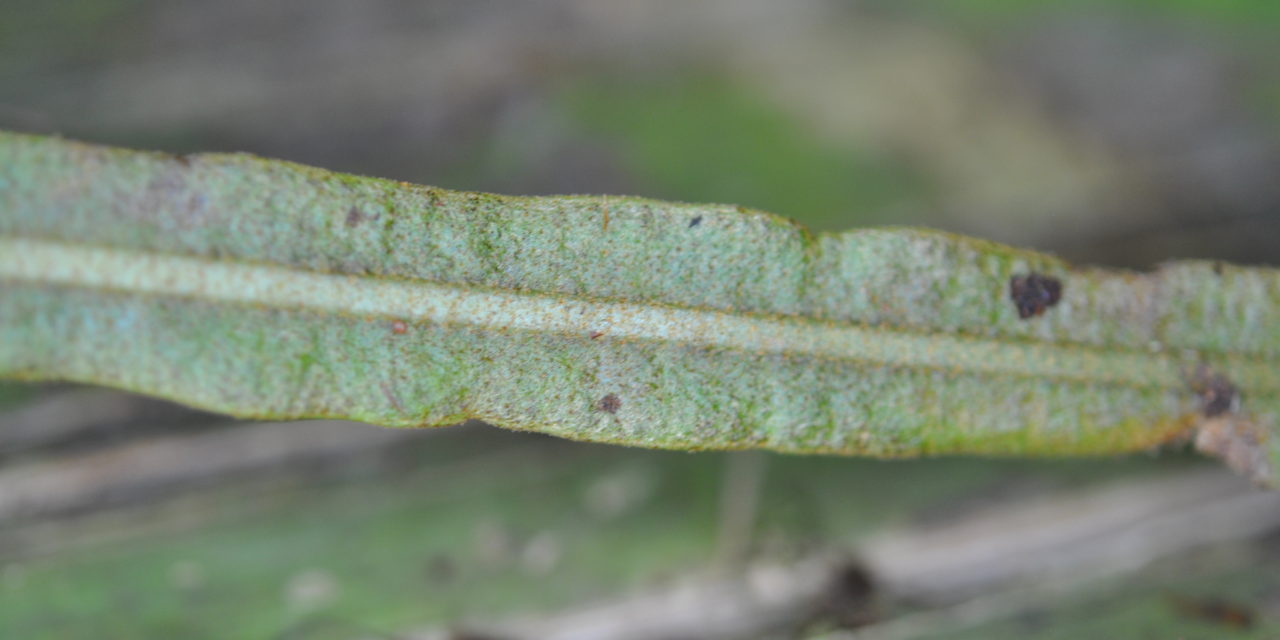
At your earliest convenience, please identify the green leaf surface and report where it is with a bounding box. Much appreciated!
[1,131,1277,479]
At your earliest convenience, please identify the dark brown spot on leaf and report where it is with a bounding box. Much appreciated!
[689,215,702,228]
[597,393,621,414]
[1190,367,1238,417]
[1009,273,1063,319]
[346,206,367,227]
[391,320,408,335]
[1202,382,1237,417]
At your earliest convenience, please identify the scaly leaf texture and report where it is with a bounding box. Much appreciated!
[1,132,1277,480]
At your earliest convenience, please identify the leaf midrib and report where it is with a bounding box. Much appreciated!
[6,236,1275,396]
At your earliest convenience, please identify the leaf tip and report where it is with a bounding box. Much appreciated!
[1183,367,1275,487]
[1194,415,1275,487]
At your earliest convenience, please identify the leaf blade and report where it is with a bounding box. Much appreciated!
[1,131,1277,479]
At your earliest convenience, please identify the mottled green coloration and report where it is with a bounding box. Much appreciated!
[1,132,1277,476]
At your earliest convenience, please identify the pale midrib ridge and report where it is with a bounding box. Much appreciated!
[0,237,1261,392]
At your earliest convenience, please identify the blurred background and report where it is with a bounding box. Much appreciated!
[2,1,1280,638]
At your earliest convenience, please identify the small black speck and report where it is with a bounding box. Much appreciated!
[1009,273,1063,319]
[689,216,702,228]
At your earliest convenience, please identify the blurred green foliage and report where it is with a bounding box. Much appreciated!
[914,552,1280,640]
[912,0,1280,26]
[559,75,926,230]
[0,431,1172,638]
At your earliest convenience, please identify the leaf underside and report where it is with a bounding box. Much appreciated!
[1,132,1277,481]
